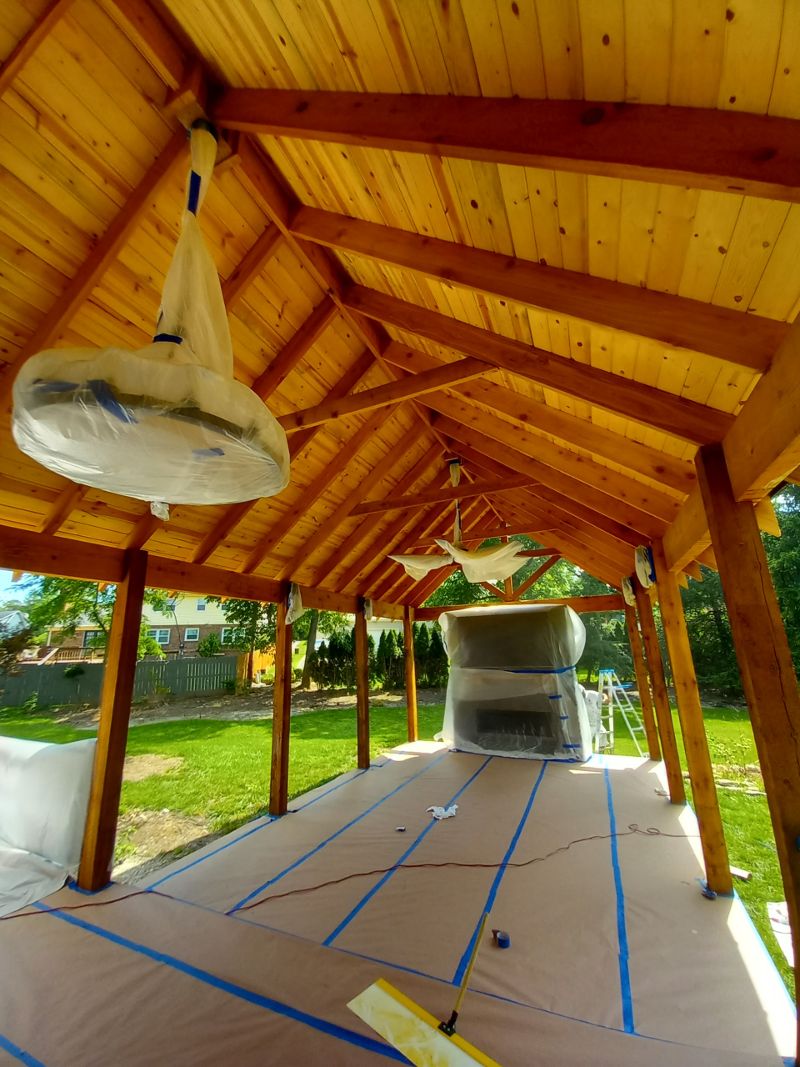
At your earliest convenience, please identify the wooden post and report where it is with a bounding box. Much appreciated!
[78,550,147,890]
[633,579,685,804]
[355,597,370,768]
[623,603,661,760]
[403,604,418,742]
[697,442,800,1027]
[269,590,293,816]
[651,541,732,895]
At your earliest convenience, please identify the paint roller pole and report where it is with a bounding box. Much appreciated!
[439,912,489,1036]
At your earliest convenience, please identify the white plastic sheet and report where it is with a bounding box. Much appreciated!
[12,124,290,509]
[435,538,527,583]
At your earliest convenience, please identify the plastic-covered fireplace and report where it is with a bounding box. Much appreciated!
[440,604,592,761]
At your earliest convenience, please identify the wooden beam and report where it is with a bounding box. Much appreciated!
[278,357,488,431]
[77,550,147,889]
[0,527,126,584]
[651,542,732,893]
[222,224,283,309]
[664,319,800,570]
[623,603,661,761]
[384,343,696,497]
[409,564,459,608]
[414,594,625,620]
[355,598,370,769]
[40,483,87,537]
[633,579,685,803]
[293,208,780,372]
[0,0,75,97]
[696,443,800,1039]
[269,591,292,816]
[0,128,187,407]
[252,295,338,399]
[403,605,418,742]
[215,89,800,202]
[510,555,560,601]
[352,475,536,517]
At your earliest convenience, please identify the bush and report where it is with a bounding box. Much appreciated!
[22,692,39,712]
[62,664,85,678]
[198,633,223,657]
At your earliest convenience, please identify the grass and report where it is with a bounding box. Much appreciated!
[0,699,791,996]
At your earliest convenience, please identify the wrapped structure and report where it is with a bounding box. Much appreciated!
[440,603,592,761]
[12,123,290,512]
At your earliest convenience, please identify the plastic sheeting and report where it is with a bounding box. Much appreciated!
[435,538,527,583]
[12,124,290,509]
[440,604,592,761]
[0,735,96,915]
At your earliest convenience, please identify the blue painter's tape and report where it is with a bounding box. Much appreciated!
[32,379,78,393]
[548,694,563,700]
[187,170,202,214]
[152,333,183,344]
[193,447,225,458]
[228,752,449,913]
[323,756,493,947]
[149,768,372,890]
[563,743,581,749]
[66,879,112,895]
[452,760,548,986]
[32,905,407,1063]
[87,380,136,424]
[0,1033,48,1067]
[603,757,635,1034]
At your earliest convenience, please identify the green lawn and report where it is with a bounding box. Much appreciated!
[0,700,791,995]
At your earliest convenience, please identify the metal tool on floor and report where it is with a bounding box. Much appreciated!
[347,912,500,1066]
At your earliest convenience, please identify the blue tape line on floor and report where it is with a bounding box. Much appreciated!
[149,768,371,890]
[0,1034,47,1067]
[228,752,450,913]
[32,904,408,1063]
[323,755,494,946]
[452,760,548,986]
[603,757,635,1034]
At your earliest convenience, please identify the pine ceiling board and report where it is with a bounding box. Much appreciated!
[617,181,661,287]
[623,0,673,103]
[578,0,626,99]
[677,189,743,302]
[646,185,701,295]
[0,239,64,312]
[712,198,793,311]
[442,157,515,255]
[497,164,540,262]
[499,0,548,96]
[717,0,783,113]
[460,0,513,96]
[535,0,584,99]
[750,203,800,318]
[587,175,622,281]
[0,166,92,268]
[423,0,482,96]
[388,0,451,94]
[0,0,51,55]
[669,0,727,107]
[769,2,800,117]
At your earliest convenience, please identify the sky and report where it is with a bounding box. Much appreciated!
[0,568,26,602]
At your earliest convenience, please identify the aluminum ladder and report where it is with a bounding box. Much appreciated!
[597,668,647,757]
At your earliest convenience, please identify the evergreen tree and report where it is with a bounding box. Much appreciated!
[414,623,430,686]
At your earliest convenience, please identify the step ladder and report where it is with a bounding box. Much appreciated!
[597,668,647,757]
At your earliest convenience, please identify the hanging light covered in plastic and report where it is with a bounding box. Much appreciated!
[12,121,290,519]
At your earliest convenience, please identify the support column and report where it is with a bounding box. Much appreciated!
[633,579,685,804]
[269,589,292,816]
[355,597,370,769]
[403,604,418,742]
[652,541,732,895]
[697,442,800,1021]
[623,603,661,760]
[78,550,147,890]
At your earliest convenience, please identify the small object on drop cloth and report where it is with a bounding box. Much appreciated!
[491,929,511,949]
[767,902,794,965]
[395,826,406,833]
[427,804,458,820]
[730,866,751,882]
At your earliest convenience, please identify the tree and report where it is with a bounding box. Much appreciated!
[0,621,32,674]
[206,597,277,682]
[197,632,223,657]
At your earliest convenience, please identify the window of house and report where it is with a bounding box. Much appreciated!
[184,627,200,642]
[196,599,206,612]
[147,628,171,645]
[221,627,236,645]
[82,629,105,647]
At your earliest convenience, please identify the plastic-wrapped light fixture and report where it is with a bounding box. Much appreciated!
[12,121,290,518]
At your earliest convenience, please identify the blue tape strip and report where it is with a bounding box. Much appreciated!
[323,755,493,947]
[153,332,183,344]
[149,768,371,890]
[603,758,635,1034]
[87,380,136,424]
[228,752,449,913]
[548,694,563,700]
[187,170,202,214]
[32,379,78,393]
[0,1033,47,1067]
[452,760,548,985]
[32,905,407,1063]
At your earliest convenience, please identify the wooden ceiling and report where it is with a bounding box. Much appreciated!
[1,0,799,606]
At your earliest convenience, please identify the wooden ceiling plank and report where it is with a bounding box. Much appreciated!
[0,128,188,406]
[0,0,76,97]
[222,224,283,309]
[352,474,537,517]
[278,357,488,431]
[100,0,186,90]
[384,342,695,496]
[213,89,800,203]
[292,207,782,371]
[346,286,732,445]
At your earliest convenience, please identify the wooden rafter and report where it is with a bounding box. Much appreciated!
[511,555,561,601]
[347,286,732,446]
[214,89,800,203]
[101,0,186,90]
[222,224,283,309]
[351,475,537,517]
[292,208,781,372]
[39,484,87,538]
[383,343,695,497]
[278,356,488,431]
[0,0,75,97]
[252,295,338,398]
